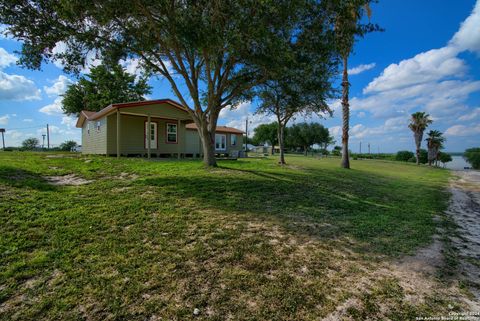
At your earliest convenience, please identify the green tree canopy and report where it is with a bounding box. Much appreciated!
[464,148,480,169]
[287,123,330,155]
[252,123,279,154]
[59,140,78,151]
[0,0,324,167]
[62,64,151,116]
[21,138,39,150]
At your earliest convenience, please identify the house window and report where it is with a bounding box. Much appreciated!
[87,123,90,135]
[144,122,157,149]
[96,121,101,132]
[166,123,177,143]
[215,134,226,150]
[230,134,237,146]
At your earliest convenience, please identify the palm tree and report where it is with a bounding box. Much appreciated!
[408,112,432,165]
[425,130,446,166]
[335,3,373,169]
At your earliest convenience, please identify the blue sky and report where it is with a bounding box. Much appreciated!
[0,0,479,152]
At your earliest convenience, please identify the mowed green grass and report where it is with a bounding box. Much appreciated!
[0,152,453,320]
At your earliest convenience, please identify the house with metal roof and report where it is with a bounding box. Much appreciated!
[75,99,245,158]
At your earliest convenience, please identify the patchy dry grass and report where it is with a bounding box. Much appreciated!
[0,152,472,320]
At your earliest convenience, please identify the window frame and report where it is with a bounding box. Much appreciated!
[165,122,178,144]
[230,134,237,146]
[215,134,227,151]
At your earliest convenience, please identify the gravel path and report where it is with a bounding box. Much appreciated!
[447,170,480,300]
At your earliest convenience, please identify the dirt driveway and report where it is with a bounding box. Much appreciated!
[447,170,480,300]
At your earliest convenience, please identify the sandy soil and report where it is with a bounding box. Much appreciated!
[447,170,480,300]
[44,174,93,186]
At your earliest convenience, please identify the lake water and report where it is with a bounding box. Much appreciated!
[445,155,471,170]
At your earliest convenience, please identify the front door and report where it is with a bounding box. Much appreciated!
[145,121,157,149]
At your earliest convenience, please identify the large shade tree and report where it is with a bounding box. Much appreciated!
[332,0,379,169]
[256,2,339,164]
[252,122,279,155]
[62,64,151,116]
[408,112,432,165]
[0,0,315,167]
[288,122,330,155]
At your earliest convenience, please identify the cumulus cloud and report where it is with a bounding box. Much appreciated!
[348,63,376,75]
[445,124,480,137]
[23,118,33,122]
[449,1,480,54]
[364,47,466,93]
[218,101,276,136]
[349,1,480,138]
[39,97,63,115]
[0,70,41,101]
[44,75,72,97]
[0,47,17,68]
[458,108,480,121]
[61,116,77,128]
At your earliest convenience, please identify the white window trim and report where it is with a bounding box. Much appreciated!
[230,134,237,146]
[215,134,227,151]
[96,121,101,132]
[166,123,178,144]
[87,123,91,135]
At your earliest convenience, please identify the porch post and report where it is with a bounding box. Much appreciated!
[147,114,151,159]
[116,110,121,158]
[177,119,181,159]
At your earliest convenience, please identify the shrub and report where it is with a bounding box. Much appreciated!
[464,148,480,169]
[395,150,414,162]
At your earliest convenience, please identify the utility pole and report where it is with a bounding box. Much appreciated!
[359,141,362,154]
[42,134,46,149]
[368,143,371,155]
[245,117,248,157]
[0,128,5,150]
[46,124,50,149]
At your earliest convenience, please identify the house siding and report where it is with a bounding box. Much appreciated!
[106,113,187,155]
[186,130,243,155]
[81,118,107,154]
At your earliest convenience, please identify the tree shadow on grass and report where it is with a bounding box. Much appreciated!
[140,165,443,257]
[0,166,57,191]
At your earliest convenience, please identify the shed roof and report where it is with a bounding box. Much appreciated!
[186,123,245,134]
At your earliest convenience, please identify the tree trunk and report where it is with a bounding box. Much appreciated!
[197,121,217,167]
[271,145,275,155]
[414,131,423,165]
[341,56,350,169]
[304,146,308,156]
[278,125,286,165]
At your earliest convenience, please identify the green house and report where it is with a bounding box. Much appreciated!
[75,99,245,158]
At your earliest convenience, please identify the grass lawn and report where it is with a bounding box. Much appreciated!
[0,152,461,320]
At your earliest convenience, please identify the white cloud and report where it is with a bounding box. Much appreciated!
[0,47,17,68]
[449,1,480,54]
[23,118,33,122]
[0,114,9,125]
[218,101,276,136]
[445,124,480,137]
[39,97,63,115]
[6,129,23,139]
[61,116,77,128]
[44,75,72,97]
[51,41,102,73]
[0,71,41,101]
[348,63,376,75]
[458,108,480,121]
[364,47,466,93]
